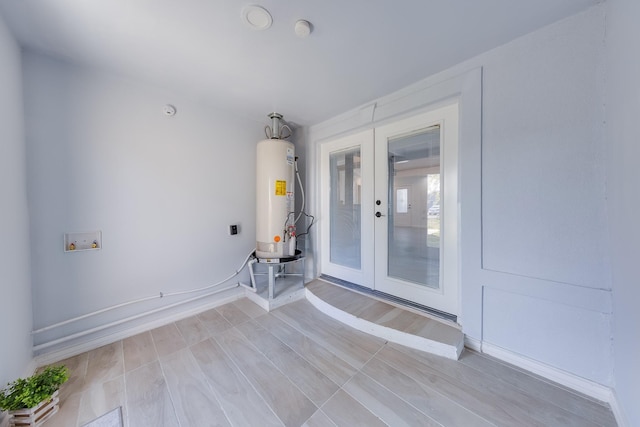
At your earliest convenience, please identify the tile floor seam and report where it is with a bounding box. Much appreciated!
[312,388,352,426]
[146,326,182,427]
[228,323,321,415]
[173,318,191,345]
[271,305,378,370]
[154,348,184,427]
[208,333,287,427]
[184,344,237,427]
[366,355,500,427]
[261,327,345,392]
[252,322,341,407]
[119,339,129,427]
[176,347,235,427]
[315,409,339,427]
[358,357,473,427]
[321,343,392,426]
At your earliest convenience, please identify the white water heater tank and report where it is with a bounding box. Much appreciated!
[256,138,295,258]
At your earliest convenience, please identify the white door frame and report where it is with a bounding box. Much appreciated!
[374,104,459,315]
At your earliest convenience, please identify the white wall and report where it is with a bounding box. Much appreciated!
[309,5,612,387]
[23,53,262,354]
[478,4,611,385]
[606,0,640,425]
[0,10,33,425]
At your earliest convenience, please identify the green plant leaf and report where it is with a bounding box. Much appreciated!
[0,365,69,411]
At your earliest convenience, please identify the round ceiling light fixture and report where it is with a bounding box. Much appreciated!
[242,5,273,31]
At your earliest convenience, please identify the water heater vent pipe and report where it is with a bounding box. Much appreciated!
[265,112,292,140]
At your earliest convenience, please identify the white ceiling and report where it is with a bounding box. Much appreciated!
[0,0,599,126]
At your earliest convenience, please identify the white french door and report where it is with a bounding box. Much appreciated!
[320,104,459,316]
[320,130,374,288]
[374,104,459,315]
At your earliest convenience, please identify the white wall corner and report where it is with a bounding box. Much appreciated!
[609,388,630,427]
[359,103,377,124]
[464,335,482,352]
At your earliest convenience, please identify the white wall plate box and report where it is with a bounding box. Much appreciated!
[64,231,102,252]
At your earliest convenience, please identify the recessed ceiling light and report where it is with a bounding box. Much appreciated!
[242,5,272,31]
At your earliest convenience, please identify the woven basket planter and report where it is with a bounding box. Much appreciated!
[7,390,59,427]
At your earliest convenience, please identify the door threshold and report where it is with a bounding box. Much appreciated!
[318,274,457,324]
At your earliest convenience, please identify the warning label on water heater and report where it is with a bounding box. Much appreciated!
[275,180,287,196]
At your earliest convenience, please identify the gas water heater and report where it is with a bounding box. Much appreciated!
[256,113,296,259]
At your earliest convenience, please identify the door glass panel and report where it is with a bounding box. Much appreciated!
[396,188,408,213]
[387,126,441,288]
[330,148,362,269]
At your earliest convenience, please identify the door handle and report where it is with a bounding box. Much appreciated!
[375,212,385,218]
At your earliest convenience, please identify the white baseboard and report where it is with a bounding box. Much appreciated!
[34,289,243,366]
[463,335,482,352]
[482,342,630,427]
[481,342,612,403]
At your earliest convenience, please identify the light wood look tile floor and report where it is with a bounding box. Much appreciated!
[41,298,616,427]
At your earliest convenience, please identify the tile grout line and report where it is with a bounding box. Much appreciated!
[228,322,321,416]
[208,329,286,427]
[180,342,235,427]
[236,319,336,409]
[148,325,182,427]
[359,351,496,427]
[246,314,351,425]
[271,305,376,371]
[72,354,90,427]
[183,342,236,427]
[318,342,392,426]
[119,339,128,427]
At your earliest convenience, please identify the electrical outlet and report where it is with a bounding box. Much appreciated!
[229,224,239,235]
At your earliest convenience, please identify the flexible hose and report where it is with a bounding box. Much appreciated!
[295,159,305,224]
